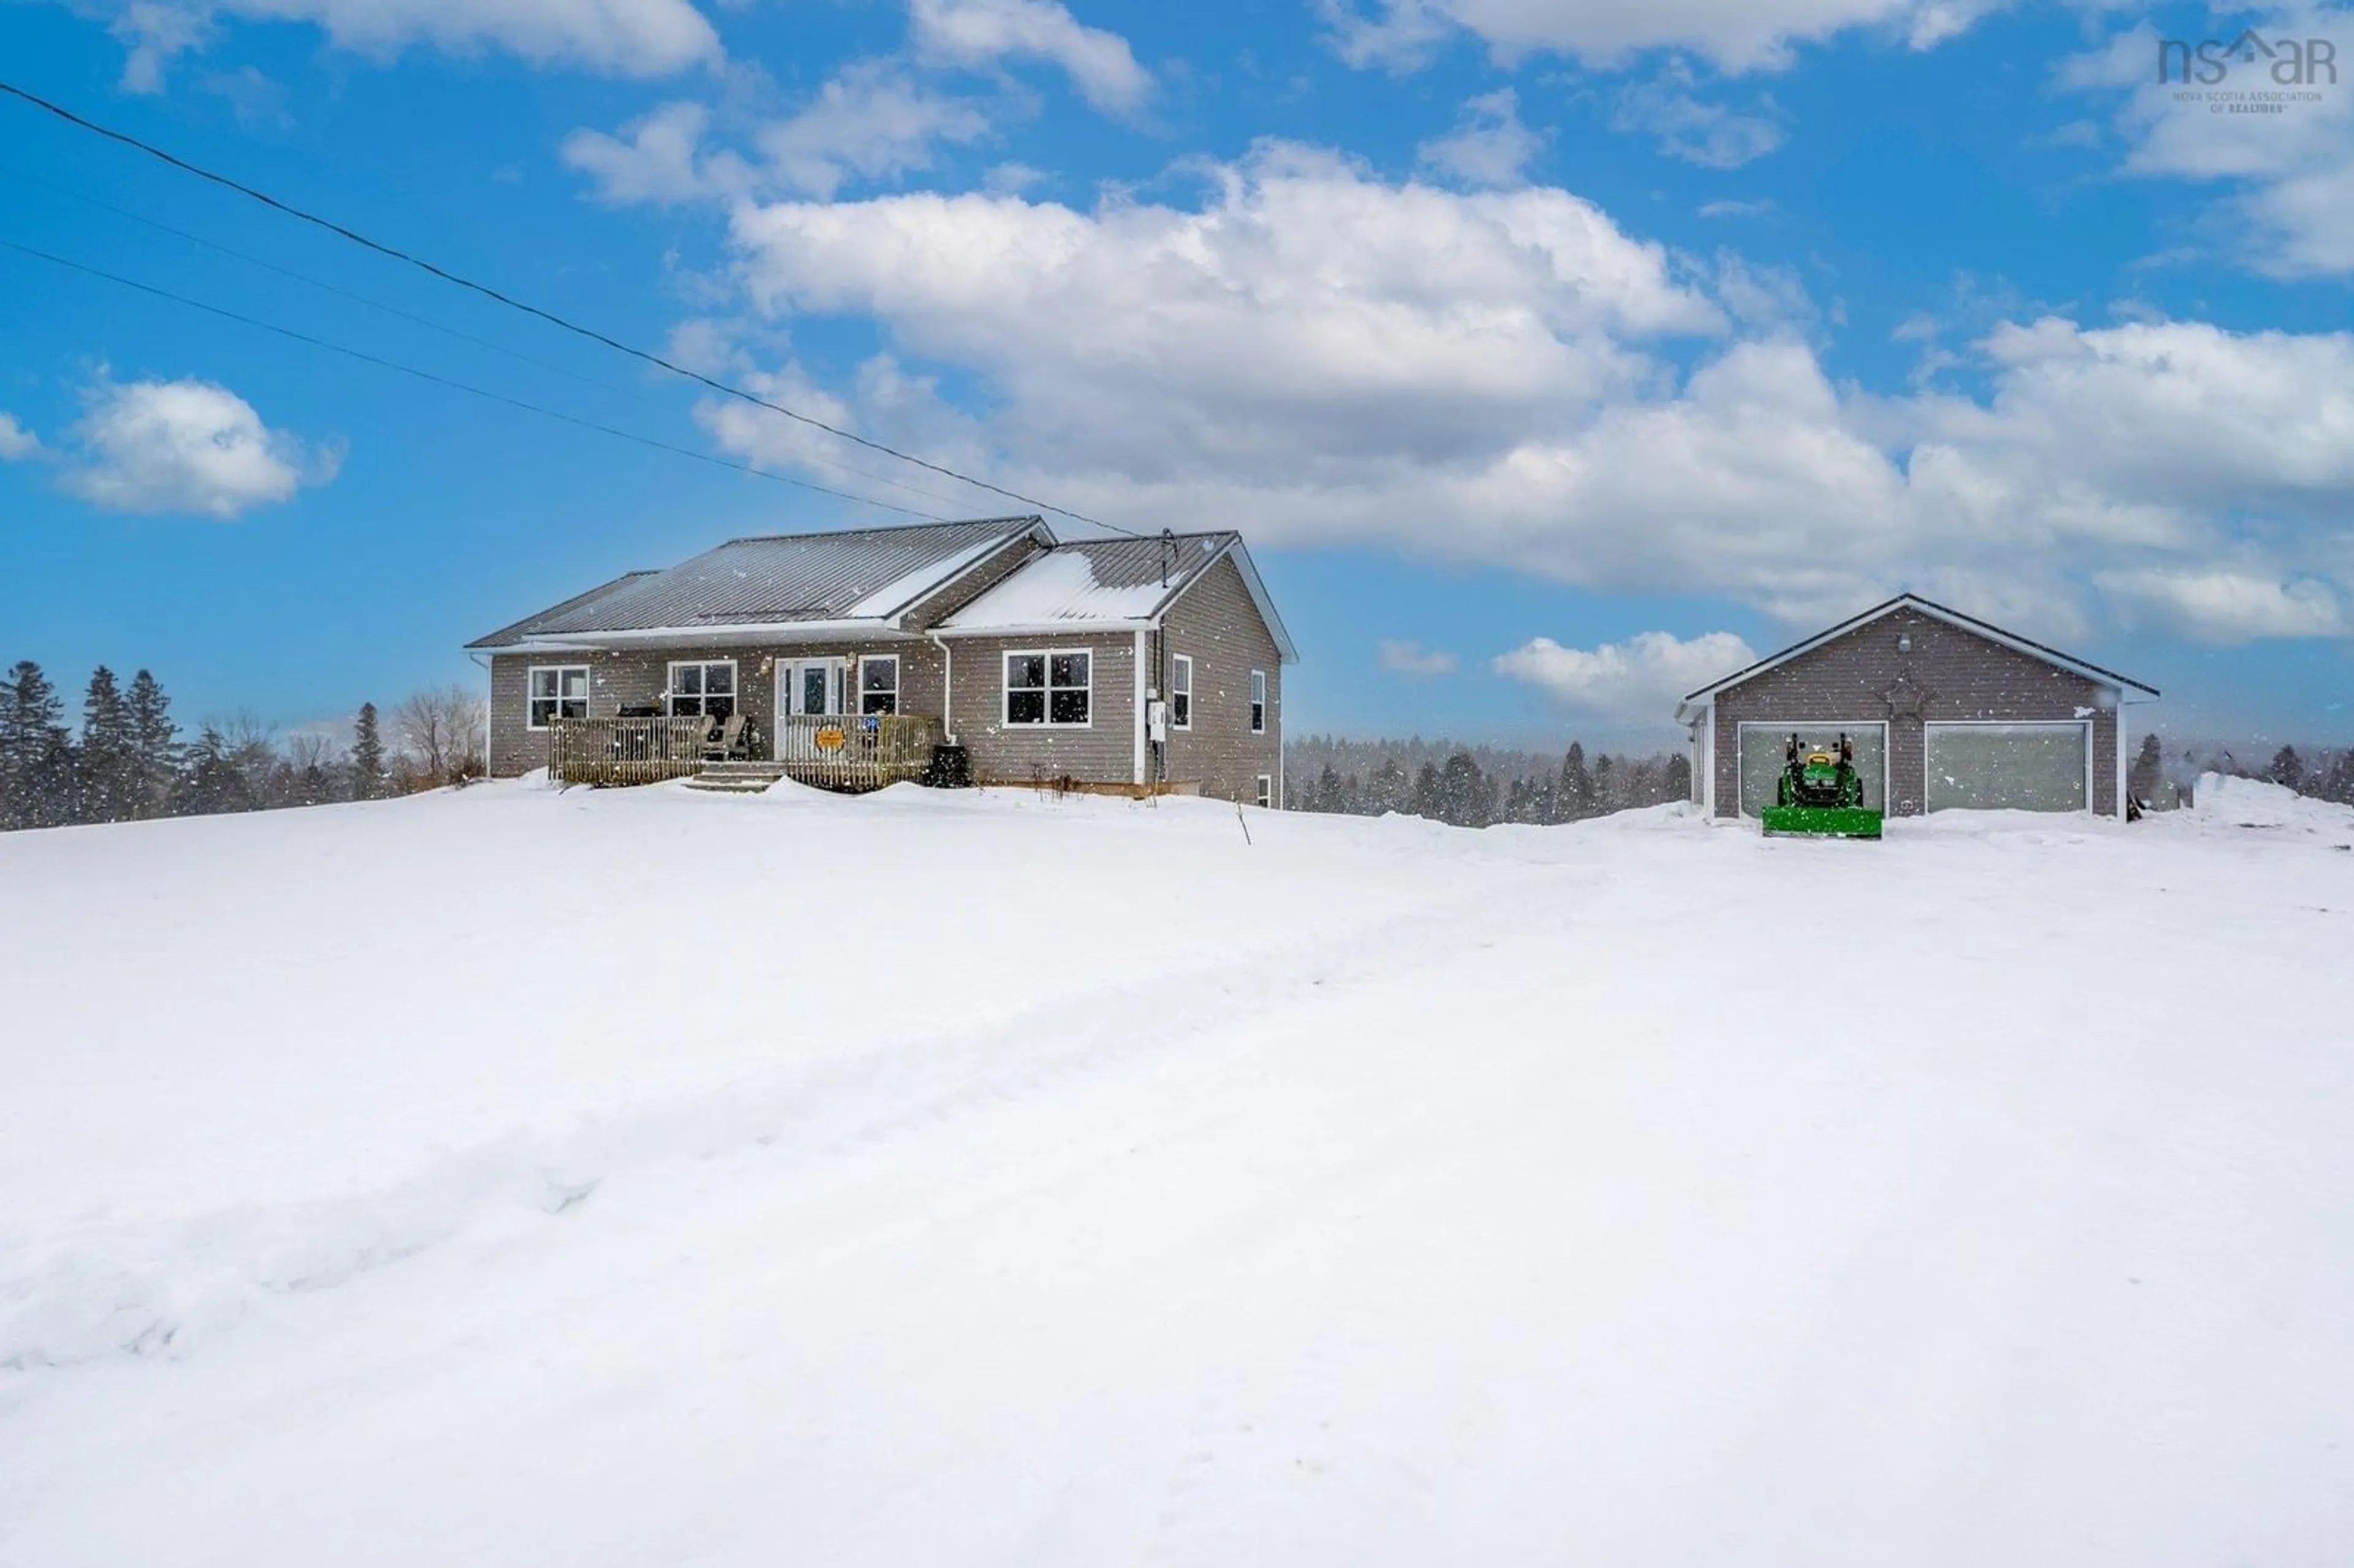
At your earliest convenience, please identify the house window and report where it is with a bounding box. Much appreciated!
[1170,654,1193,730]
[1255,774,1273,809]
[859,655,900,716]
[1005,650,1092,726]
[668,661,736,720]
[1249,669,1267,734]
[528,665,590,729]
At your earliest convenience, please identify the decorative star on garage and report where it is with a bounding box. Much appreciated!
[1881,674,1934,719]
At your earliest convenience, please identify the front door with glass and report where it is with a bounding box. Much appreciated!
[776,660,840,763]
[794,661,837,717]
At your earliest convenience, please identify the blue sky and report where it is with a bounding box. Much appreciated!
[1,0,2348,751]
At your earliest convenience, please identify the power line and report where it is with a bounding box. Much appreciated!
[0,162,989,516]
[0,237,950,522]
[0,79,1145,539]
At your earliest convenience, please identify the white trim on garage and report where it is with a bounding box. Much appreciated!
[1733,720,1890,817]
[1922,719,2093,813]
[1683,593,2158,705]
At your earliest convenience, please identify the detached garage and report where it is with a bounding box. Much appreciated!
[1676,595,2157,821]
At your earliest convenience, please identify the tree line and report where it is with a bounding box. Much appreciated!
[1284,734,1692,828]
[2129,734,2354,809]
[0,659,487,832]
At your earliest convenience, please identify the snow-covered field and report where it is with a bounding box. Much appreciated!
[4,776,2351,1566]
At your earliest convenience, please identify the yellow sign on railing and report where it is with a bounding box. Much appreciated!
[813,726,847,753]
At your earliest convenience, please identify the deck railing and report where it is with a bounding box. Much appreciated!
[547,715,715,786]
[547,712,943,790]
[775,712,942,791]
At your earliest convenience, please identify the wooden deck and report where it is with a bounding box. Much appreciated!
[773,712,942,791]
[546,714,943,792]
[547,716,714,787]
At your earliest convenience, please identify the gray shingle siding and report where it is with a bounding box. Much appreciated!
[1707,606,2121,818]
[947,633,1140,786]
[1156,555,1284,805]
[489,641,944,776]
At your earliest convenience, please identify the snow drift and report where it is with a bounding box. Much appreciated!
[3,778,2350,1566]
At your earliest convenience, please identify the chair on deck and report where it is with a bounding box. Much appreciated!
[701,712,748,761]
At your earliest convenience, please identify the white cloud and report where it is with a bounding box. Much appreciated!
[61,375,337,518]
[758,60,993,199]
[112,1,213,92]
[0,414,40,461]
[564,101,744,204]
[566,64,992,205]
[1494,630,1759,716]
[909,0,1151,112]
[704,145,2354,642]
[2094,568,2346,643]
[1377,639,1461,676]
[1613,63,1785,167]
[1697,197,1774,218]
[984,161,1048,195]
[2067,14,2354,276]
[1319,0,2003,74]
[1417,88,1545,186]
[102,0,720,89]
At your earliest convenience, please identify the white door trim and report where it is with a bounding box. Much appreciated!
[1733,720,1891,817]
[1922,718,2094,813]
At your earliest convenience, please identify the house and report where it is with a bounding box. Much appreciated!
[467,516,1298,803]
[1674,595,2158,820]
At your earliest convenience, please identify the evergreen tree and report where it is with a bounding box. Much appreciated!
[78,666,141,824]
[1558,742,1593,820]
[173,726,257,816]
[0,660,75,831]
[351,702,387,801]
[1436,752,1495,828]
[1503,775,1530,824]
[1591,752,1616,815]
[2266,745,2307,795]
[2321,749,2354,807]
[1369,758,1408,815]
[1665,752,1693,804]
[2127,733,2163,804]
[1411,761,1442,820]
[124,669,180,818]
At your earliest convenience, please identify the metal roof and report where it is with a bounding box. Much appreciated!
[935,531,1298,662]
[939,532,1232,628]
[464,570,661,650]
[467,517,1043,647]
[1678,593,2159,709]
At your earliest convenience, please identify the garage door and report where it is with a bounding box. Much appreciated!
[1736,724,1886,816]
[1924,723,2087,812]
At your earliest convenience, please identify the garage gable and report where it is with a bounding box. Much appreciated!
[1683,596,2156,820]
[1683,594,2158,709]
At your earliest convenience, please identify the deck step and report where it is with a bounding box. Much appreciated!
[685,763,788,794]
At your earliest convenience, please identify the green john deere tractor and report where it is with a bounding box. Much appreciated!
[1761,733,1883,839]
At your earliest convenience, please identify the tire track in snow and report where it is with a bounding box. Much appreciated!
[0,855,1601,1374]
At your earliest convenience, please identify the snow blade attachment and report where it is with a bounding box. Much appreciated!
[1762,732,1884,840]
[1760,804,1884,839]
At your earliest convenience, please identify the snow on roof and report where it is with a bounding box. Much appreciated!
[845,528,1034,619]
[467,517,1043,647]
[938,533,1233,631]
